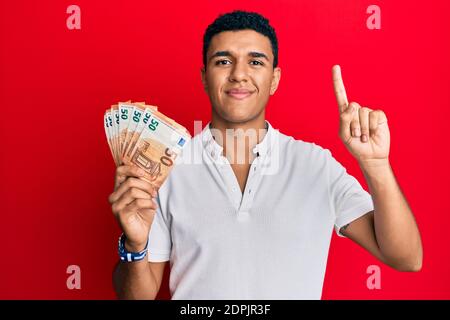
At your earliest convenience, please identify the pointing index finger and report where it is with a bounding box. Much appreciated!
[332,65,349,113]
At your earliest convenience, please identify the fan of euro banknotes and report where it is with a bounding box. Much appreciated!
[103,101,191,190]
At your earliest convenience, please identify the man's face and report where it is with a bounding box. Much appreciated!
[201,30,281,124]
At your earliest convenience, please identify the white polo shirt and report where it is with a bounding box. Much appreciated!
[147,121,374,299]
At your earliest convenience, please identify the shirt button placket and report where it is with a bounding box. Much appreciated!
[238,159,259,220]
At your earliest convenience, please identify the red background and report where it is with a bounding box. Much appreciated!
[1,0,449,299]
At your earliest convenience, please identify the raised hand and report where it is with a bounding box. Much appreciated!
[332,65,390,164]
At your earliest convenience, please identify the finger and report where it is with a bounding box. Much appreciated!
[339,102,355,143]
[119,187,153,207]
[332,65,349,113]
[369,111,379,135]
[112,195,132,215]
[349,102,361,138]
[112,188,155,215]
[376,110,388,125]
[114,174,127,189]
[126,198,158,212]
[369,110,388,136]
[109,177,156,204]
[118,202,157,226]
[114,165,146,190]
[359,107,372,143]
[123,207,157,226]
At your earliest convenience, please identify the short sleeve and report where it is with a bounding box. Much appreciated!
[326,150,374,238]
[147,194,171,262]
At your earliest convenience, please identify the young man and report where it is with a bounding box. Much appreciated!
[109,11,422,299]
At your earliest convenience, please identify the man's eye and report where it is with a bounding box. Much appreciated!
[250,60,263,66]
[215,60,231,65]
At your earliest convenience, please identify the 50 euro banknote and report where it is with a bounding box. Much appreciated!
[104,101,191,190]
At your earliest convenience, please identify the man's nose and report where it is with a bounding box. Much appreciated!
[229,61,249,82]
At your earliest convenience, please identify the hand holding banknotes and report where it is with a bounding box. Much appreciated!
[104,101,191,252]
[108,165,158,252]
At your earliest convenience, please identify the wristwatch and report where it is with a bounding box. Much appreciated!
[118,233,148,262]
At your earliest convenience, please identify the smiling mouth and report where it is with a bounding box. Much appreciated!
[225,89,255,100]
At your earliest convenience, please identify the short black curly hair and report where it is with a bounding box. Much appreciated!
[203,10,278,69]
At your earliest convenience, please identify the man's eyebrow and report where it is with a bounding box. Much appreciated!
[208,50,270,62]
[248,51,270,61]
[209,51,231,62]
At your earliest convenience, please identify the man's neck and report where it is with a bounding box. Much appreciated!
[210,112,268,165]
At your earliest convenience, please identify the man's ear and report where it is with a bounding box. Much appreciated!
[270,67,281,95]
[201,67,208,92]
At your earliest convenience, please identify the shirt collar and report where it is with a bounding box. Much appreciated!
[201,120,275,161]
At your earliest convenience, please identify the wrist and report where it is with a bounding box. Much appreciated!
[358,158,390,171]
[358,158,393,185]
[124,239,148,253]
[118,233,149,262]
